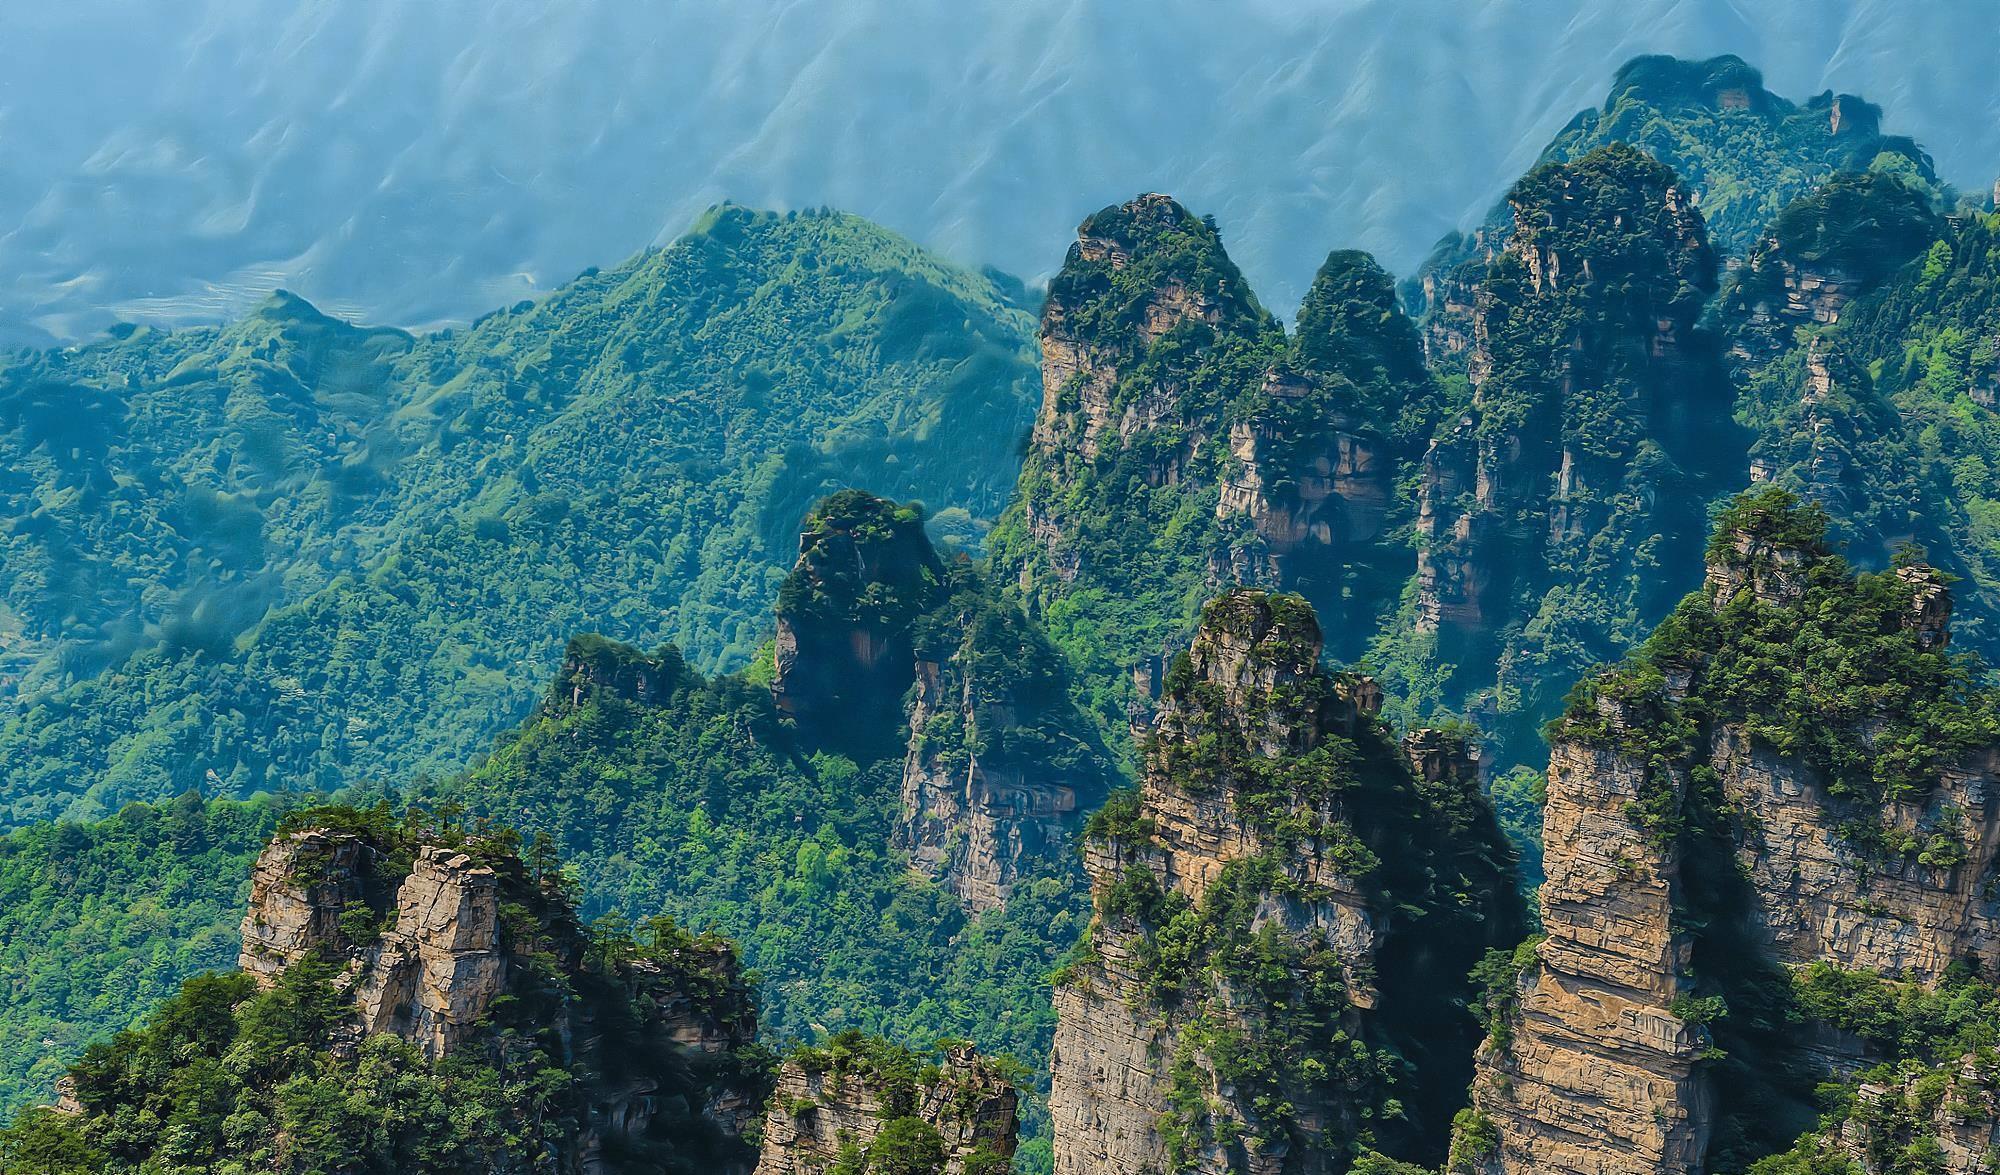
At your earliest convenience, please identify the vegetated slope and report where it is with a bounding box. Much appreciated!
[2,806,772,1174]
[1376,143,1740,767]
[0,795,282,1115]
[1728,188,2000,659]
[0,206,1037,827]
[428,488,1115,1173]
[1378,59,2000,790]
[425,636,1085,1169]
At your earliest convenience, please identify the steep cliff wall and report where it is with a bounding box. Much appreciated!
[753,1037,1018,1175]
[896,587,1112,910]
[767,489,1110,911]
[1459,490,2000,1173]
[1050,589,1520,1175]
[1458,733,1711,1175]
[240,833,506,1059]
[1387,143,1738,762]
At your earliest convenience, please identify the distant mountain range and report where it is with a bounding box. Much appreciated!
[5,0,1999,344]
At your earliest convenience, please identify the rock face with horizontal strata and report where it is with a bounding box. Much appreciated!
[1461,730,1712,1175]
[1460,510,2000,1174]
[896,650,1099,913]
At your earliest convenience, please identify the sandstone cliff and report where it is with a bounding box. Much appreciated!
[768,489,1110,912]
[896,588,1112,910]
[1457,731,1712,1175]
[1050,588,1519,1175]
[237,817,764,1172]
[240,832,506,1058]
[1458,490,2000,1174]
[753,1036,1018,1175]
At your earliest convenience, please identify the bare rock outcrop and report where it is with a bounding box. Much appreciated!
[753,1042,1018,1175]
[237,823,765,1172]
[350,845,506,1057]
[238,828,370,986]
[1460,732,1711,1175]
[239,835,505,1059]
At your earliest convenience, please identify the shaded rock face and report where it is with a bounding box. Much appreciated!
[1051,589,1520,1175]
[896,635,1108,911]
[1462,512,2000,1174]
[772,490,946,746]
[1405,144,1731,754]
[575,944,763,1175]
[1216,248,1438,664]
[771,490,1108,912]
[753,1045,1019,1175]
[1217,369,1391,578]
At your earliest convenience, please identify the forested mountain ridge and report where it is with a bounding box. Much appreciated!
[988,195,1442,756]
[0,206,1038,827]
[16,47,2000,1175]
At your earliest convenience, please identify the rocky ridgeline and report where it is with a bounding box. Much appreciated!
[753,1041,1018,1175]
[1051,588,1518,1175]
[1460,497,2000,1175]
[237,822,762,1172]
[996,193,1437,734]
